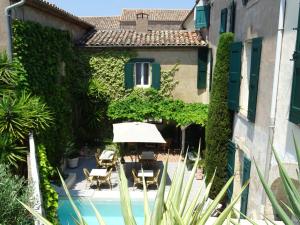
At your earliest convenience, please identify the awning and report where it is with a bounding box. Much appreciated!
[113,122,166,143]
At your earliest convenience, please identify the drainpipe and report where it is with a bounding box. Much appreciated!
[262,0,286,212]
[5,0,26,62]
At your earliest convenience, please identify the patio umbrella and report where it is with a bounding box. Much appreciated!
[113,122,166,143]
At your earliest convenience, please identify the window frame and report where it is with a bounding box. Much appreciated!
[134,62,151,88]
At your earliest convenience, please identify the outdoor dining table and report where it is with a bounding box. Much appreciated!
[138,170,154,178]
[90,168,107,177]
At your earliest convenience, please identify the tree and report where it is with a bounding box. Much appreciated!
[205,33,234,199]
[0,52,53,167]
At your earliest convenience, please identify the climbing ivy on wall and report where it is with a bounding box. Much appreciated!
[86,50,136,101]
[13,20,74,165]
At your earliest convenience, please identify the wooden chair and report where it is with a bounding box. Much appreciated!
[95,153,102,168]
[98,168,113,190]
[131,169,143,188]
[83,168,98,188]
[146,169,160,189]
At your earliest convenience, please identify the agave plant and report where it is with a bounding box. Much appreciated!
[20,151,249,225]
[255,135,300,225]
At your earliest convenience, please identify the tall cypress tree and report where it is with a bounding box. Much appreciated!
[205,33,234,198]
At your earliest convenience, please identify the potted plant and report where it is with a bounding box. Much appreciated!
[65,141,80,168]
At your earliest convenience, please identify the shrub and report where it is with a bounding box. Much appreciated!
[0,164,33,224]
[205,33,234,199]
[37,144,59,224]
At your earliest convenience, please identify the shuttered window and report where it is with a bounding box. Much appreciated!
[124,63,134,89]
[220,8,228,33]
[125,59,161,90]
[240,156,251,218]
[151,63,161,90]
[195,5,210,30]
[227,141,236,202]
[197,48,209,89]
[289,8,300,124]
[228,42,243,111]
[229,1,236,33]
[247,37,262,122]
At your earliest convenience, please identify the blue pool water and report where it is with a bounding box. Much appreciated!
[58,198,150,225]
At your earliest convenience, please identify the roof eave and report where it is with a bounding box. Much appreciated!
[17,0,94,30]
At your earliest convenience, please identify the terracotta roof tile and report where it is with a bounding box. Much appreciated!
[81,16,120,30]
[78,30,207,48]
[121,9,190,22]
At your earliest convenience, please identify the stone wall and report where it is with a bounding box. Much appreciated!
[12,5,88,40]
[136,47,209,104]
[208,0,281,219]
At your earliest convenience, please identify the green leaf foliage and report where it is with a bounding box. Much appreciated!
[205,33,234,199]
[0,135,27,168]
[0,91,53,141]
[0,163,33,224]
[13,20,75,165]
[37,144,59,224]
[86,50,136,101]
[107,88,208,126]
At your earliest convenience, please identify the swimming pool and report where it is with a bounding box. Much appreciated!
[58,198,150,225]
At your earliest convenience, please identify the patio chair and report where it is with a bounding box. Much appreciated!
[95,153,102,168]
[132,169,143,188]
[98,168,113,190]
[83,168,98,188]
[146,169,160,189]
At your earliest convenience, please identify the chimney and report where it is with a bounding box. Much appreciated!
[136,12,149,33]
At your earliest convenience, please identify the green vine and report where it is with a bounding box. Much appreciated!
[158,64,179,98]
[37,144,59,224]
[86,50,136,101]
[107,88,208,127]
[13,20,74,165]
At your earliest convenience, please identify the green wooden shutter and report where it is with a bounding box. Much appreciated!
[228,42,243,111]
[195,6,210,30]
[240,156,251,218]
[151,63,161,90]
[289,8,300,124]
[247,37,262,122]
[198,48,208,89]
[227,141,236,202]
[220,8,228,33]
[124,63,134,89]
[229,1,235,33]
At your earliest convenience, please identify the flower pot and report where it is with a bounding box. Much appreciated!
[67,157,79,168]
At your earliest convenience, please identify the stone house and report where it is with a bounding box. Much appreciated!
[184,0,300,221]
[0,2,210,104]
[79,9,209,103]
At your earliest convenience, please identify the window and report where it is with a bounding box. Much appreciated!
[195,5,210,30]
[124,59,160,90]
[220,8,228,33]
[289,6,300,124]
[228,42,243,111]
[239,41,252,116]
[247,37,262,122]
[135,62,150,87]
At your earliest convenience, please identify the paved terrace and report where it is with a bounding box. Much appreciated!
[55,154,204,202]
